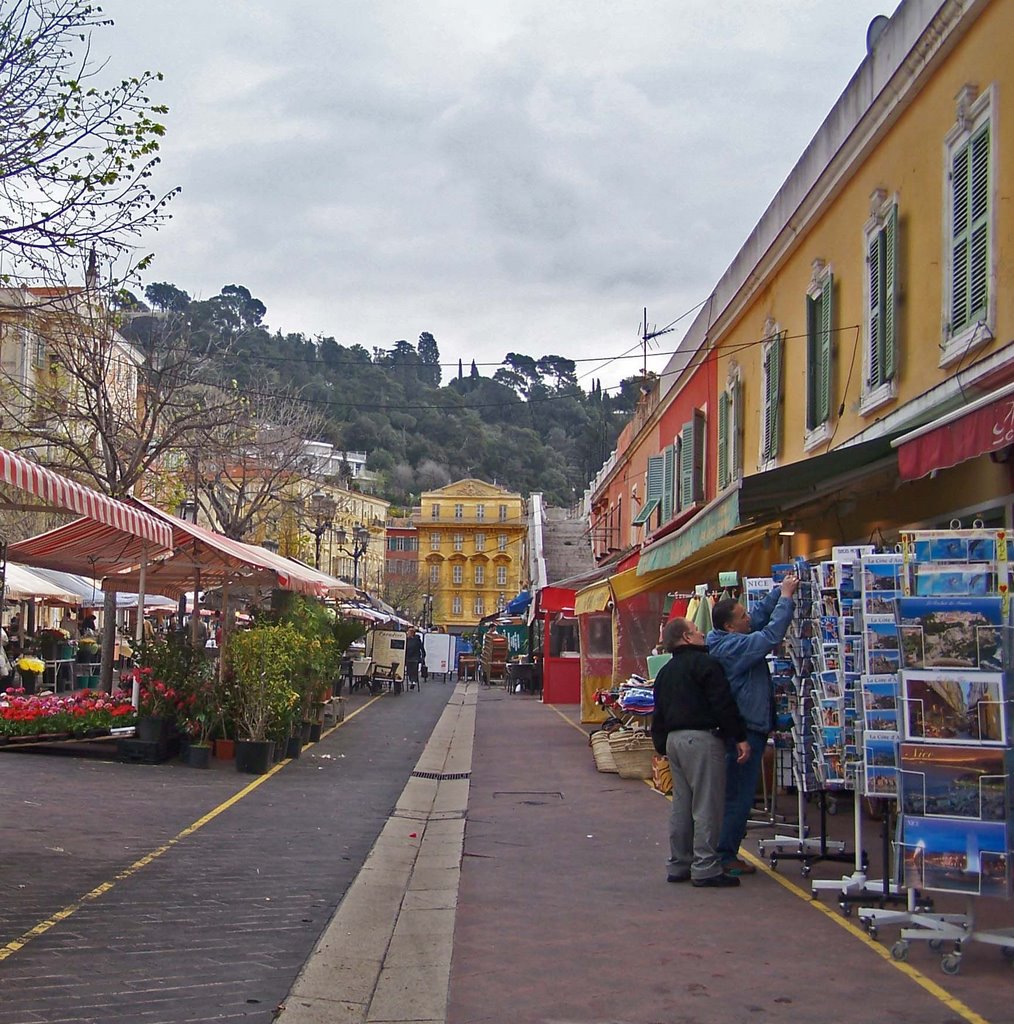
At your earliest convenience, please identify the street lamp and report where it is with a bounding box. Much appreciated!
[335,523,370,588]
[422,593,434,628]
[306,491,337,570]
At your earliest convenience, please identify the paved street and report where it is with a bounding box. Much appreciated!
[4,680,1014,1024]
[0,680,455,1024]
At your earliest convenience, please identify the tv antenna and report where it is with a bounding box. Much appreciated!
[640,307,675,379]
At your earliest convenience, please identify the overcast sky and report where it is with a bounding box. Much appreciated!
[101,1,895,391]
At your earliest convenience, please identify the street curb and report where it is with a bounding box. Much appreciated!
[276,681,477,1024]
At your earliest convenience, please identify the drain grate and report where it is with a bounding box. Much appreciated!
[411,770,472,780]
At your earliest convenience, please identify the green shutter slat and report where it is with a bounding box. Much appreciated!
[679,422,693,509]
[883,205,898,381]
[646,455,664,501]
[819,274,833,424]
[717,391,729,489]
[806,294,818,430]
[661,443,675,521]
[868,231,882,388]
[631,497,659,526]
[768,334,782,460]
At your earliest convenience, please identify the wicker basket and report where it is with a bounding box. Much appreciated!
[590,730,619,773]
[608,730,656,779]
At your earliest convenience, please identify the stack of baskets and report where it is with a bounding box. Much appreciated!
[590,729,618,773]
[608,729,656,779]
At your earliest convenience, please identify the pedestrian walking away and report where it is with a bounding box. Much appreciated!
[706,573,798,875]
[651,618,750,888]
[404,626,424,690]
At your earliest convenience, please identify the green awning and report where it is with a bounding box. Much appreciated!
[631,498,660,526]
[638,488,741,575]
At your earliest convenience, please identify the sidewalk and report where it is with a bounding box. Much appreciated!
[282,683,1013,1024]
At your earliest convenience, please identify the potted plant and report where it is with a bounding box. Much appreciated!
[226,623,302,774]
[16,655,45,695]
[179,661,217,769]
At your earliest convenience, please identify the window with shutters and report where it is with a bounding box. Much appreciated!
[633,453,664,528]
[660,443,676,521]
[475,532,486,551]
[804,260,834,450]
[474,565,485,585]
[476,504,485,520]
[861,190,900,415]
[452,596,463,616]
[431,504,440,519]
[452,564,463,584]
[429,564,440,584]
[941,84,995,367]
[759,326,783,468]
[678,410,705,509]
[717,373,742,491]
[497,565,508,586]
[454,503,464,519]
[453,533,464,551]
[429,532,440,550]
[474,596,484,617]
[498,533,508,551]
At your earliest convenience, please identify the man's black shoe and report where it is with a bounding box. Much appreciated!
[666,872,691,883]
[692,873,740,888]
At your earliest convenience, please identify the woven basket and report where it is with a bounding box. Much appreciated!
[608,730,656,779]
[590,730,619,773]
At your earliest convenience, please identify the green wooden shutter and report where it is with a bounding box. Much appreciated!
[763,334,782,461]
[646,454,664,501]
[679,422,693,509]
[818,274,833,424]
[661,443,675,521]
[717,390,729,489]
[730,379,742,481]
[806,294,819,430]
[968,124,990,324]
[950,139,970,335]
[883,205,898,381]
[690,409,705,504]
[868,229,882,388]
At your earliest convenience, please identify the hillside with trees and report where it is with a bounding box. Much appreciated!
[121,283,641,506]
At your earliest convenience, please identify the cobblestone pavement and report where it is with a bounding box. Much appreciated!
[0,681,455,1024]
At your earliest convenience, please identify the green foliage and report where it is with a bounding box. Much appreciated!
[226,623,306,741]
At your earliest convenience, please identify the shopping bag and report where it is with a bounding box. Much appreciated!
[652,754,673,796]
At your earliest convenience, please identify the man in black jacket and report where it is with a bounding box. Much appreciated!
[404,627,425,690]
[651,618,751,888]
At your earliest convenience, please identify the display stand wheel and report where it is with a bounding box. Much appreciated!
[890,940,908,962]
[927,939,943,952]
[940,954,961,976]
[867,925,879,941]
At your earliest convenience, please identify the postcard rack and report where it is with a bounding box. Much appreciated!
[755,559,851,874]
[856,526,1014,974]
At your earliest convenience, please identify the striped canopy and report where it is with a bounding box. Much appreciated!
[0,448,172,550]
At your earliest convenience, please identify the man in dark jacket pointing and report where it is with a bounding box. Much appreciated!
[652,618,750,888]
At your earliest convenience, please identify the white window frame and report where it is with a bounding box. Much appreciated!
[429,564,440,584]
[474,565,485,585]
[473,596,484,617]
[452,596,463,615]
[498,534,508,551]
[453,533,464,551]
[496,565,508,586]
[475,532,486,551]
[861,189,900,415]
[498,504,508,522]
[454,503,464,519]
[940,83,996,368]
[430,503,440,519]
[476,504,485,521]
[452,564,463,584]
[429,532,440,551]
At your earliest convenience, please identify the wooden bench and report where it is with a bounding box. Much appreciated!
[370,661,401,694]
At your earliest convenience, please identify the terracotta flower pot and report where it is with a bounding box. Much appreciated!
[213,738,235,760]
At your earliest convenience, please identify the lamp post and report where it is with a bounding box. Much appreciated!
[335,523,370,588]
[307,491,337,570]
[175,499,197,632]
[422,592,434,629]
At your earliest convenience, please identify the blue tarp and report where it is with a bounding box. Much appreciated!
[505,591,532,614]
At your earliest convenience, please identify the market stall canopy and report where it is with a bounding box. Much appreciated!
[26,567,175,611]
[4,563,81,604]
[892,382,1014,481]
[254,551,356,600]
[99,500,348,600]
[0,448,173,556]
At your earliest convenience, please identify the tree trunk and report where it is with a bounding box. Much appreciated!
[99,589,117,693]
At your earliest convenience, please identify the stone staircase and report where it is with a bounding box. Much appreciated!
[541,507,594,585]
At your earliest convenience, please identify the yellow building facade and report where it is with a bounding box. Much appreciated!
[414,479,526,632]
[591,0,1014,579]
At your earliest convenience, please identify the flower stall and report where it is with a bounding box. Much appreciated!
[0,687,135,745]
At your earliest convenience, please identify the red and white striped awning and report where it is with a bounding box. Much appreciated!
[0,447,172,550]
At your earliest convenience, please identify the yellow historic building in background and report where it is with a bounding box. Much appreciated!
[414,479,527,632]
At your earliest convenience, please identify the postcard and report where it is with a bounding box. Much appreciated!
[901,670,1007,745]
[902,816,1010,897]
[862,555,907,594]
[862,679,898,709]
[866,707,899,732]
[968,537,998,562]
[866,765,899,797]
[895,596,1004,671]
[833,544,876,563]
[820,699,842,727]
[865,591,900,618]
[868,650,902,675]
[865,732,899,768]
[915,564,996,598]
[914,537,970,562]
[899,743,1011,822]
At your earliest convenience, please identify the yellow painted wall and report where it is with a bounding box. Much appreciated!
[416,479,526,630]
[717,2,1014,474]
